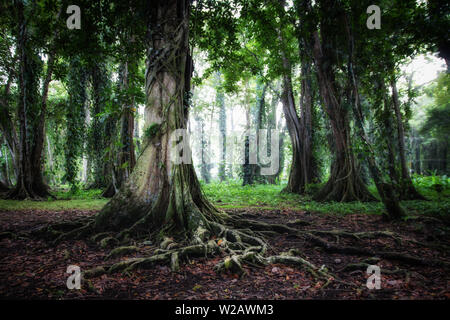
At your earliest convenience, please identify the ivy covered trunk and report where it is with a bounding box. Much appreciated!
[7,6,51,200]
[65,57,88,192]
[299,61,319,186]
[281,71,305,193]
[312,31,374,202]
[88,62,110,189]
[390,80,425,200]
[345,16,405,219]
[95,0,223,238]
[117,62,137,188]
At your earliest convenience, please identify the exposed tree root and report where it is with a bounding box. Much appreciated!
[29,207,449,285]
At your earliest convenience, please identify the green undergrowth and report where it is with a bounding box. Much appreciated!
[0,177,448,218]
[0,188,107,211]
[201,181,450,218]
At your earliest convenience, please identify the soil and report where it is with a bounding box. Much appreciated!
[0,208,448,299]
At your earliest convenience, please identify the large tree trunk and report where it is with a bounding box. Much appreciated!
[278,1,315,194]
[344,12,404,219]
[7,4,52,199]
[95,0,222,237]
[311,30,374,202]
[390,80,425,200]
[280,71,305,193]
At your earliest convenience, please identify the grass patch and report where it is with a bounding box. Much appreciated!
[0,178,448,217]
[0,199,108,211]
[0,188,107,211]
[202,181,450,217]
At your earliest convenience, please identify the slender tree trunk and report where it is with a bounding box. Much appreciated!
[95,0,222,237]
[414,135,422,174]
[197,115,211,183]
[227,106,234,179]
[390,80,425,200]
[253,80,267,183]
[216,72,227,182]
[299,60,319,186]
[382,91,400,186]
[242,104,254,186]
[117,62,137,189]
[266,88,280,184]
[277,2,312,193]
[280,57,305,193]
[7,3,52,199]
[344,12,404,219]
[88,62,110,189]
[65,57,88,192]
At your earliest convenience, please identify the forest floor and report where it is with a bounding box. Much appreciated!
[0,204,449,300]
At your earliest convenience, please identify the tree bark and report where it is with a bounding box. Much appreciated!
[7,3,53,199]
[117,62,137,189]
[311,30,374,202]
[88,62,109,189]
[344,11,404,219]
[390,80,425,200]
[95,0,222,237]
[299,60,319,186]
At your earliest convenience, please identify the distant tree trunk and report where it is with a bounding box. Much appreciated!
[117,62,137,189]
[65,57,88,192]
[88,62,110,189]
[0,145,11,191]
[253,79,267,183]
[95,0,221,235]
[390,80,425,200]
[134,114,141,155]
[195,114,211,183]
[311,30,374,202]
[413,133,422,174]
[242,104,254,186]
[227,107,234,179]
[216,72,227,182]
[266,88,281,184]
